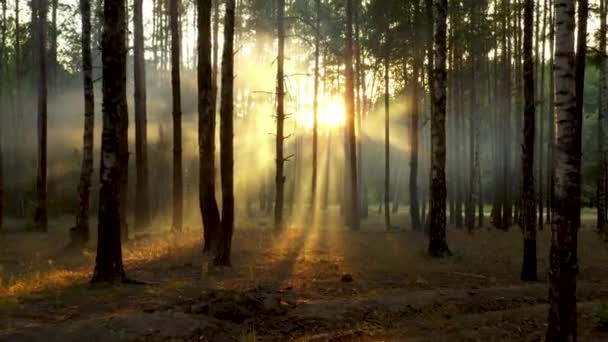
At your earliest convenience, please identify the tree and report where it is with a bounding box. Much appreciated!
[410,48,422,231]
[72,0,95,247]
[383,46,391,231]
[92,0,129,283]
[198,0,221,253]
[598,0,607,233]
[275,0,286,230]
[134,0,150,231]
[520,0,537,282]
[171,0,183,232]
[0,0,6,232]
[428,0,449,257]
[34,0,48,233]
[215,0,235,266]
[311,0,320,211]
[545,0,580,338]
[345,0,360,230]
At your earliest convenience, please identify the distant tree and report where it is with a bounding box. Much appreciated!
[428,0,449,257]
[34,0,48,233]
[383,44,391,231]
[198,0,221,253]
[72,0,95,247]
[520,0,537,282]
[171,0,183,232]
[92,0,129,282]
[409,5,422,231]
[134,0,150,231]
[545,0,581,338]
[215,0,235,266]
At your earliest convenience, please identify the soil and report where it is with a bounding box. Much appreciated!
[1,211,607,341]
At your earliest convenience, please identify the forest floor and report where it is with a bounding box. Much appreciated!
[1,210,608,341]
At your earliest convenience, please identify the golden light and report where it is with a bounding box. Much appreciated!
[296,95,346,130]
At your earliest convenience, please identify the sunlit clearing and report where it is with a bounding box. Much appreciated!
[296,95,346,130]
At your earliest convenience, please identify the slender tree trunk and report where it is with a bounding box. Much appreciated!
[214,0,235,266]
[429,0,450,257]
[545,0,579,339]
[354,0,367,218]
[410,57,422,231]
[345,0,360,230]
[50,0,57,86]
[170,0,183,232]
[547,0,555,224]
[539,0,548,229]
[466,1,480,233]
[573,0,587,230]
[92,0,128,282]
[134,0,150,231]
[199,0,221,253]
[275,0,285,230]
[212,0,219,100]
[34,0,48,233]
[384,53,390,231]
[521,0,537,282]
[311,0,320,211]
[598,0,607,233]
[0,0,6,231]
[72,0,95,247]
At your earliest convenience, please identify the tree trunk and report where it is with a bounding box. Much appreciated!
[34,0,48,233]
[91,0,128,282]
[410,56,421,231]
[545,0,579,339]
[134,0,150,231]
[384,53,390,231]
[354,0,367,219]
[0,0,6,231]
[521,0,537,282]
[547,0,555,224]
[311,0,320,211]
[212,0,219,100]
[345,0,360,230]
[429,0,450,257]
[50,0,57,86]
[214,0,235,266]
[72,0,95,247]
[198,0,221,253]
[598,0,607,233]
[538,0,548,229]
[275,0,285,230]
[170,0,182,232]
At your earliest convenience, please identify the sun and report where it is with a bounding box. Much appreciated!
[296,95,346,130]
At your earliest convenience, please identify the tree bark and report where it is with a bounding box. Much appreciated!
[214,0,235,266]
[428,0,450,257]
[384,53,390,231]
[598,0,607,233]
[275,0,285,230]
[134,0,150,231]
[345,0,360,230]
[198,0,221,253]
[34,0,48,233]
[410,56,422,232]
[311,0,320,211]
[545,0,579,339]
[170,0,183,232]
[92,0,128,282]
[72,0,95,247]
[521,0,537,282]
[538,0,548,229]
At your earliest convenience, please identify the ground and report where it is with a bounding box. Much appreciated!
[1,210,608,341]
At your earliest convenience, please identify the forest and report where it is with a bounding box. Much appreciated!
[0,0,607,340]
